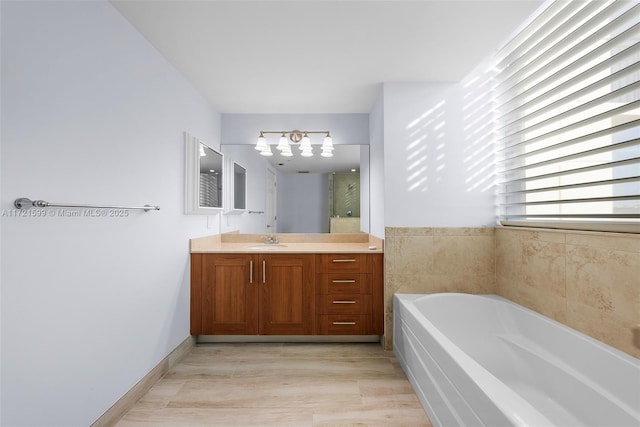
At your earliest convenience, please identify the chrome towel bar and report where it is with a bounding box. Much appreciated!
[14,198,160,212]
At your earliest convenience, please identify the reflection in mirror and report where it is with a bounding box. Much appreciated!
[185,132,223,214]
[329,173,361,233]
[219,144,369,233]
[199,144,223,208]
[331,173,360,217]
[233,162,247,210]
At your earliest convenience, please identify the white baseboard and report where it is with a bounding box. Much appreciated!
[90,335,195,427]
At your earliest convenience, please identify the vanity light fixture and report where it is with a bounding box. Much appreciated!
[255,130,334,158]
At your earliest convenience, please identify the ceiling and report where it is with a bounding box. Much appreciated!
[111,0,543,114]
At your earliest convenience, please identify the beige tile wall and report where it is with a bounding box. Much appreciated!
[385,226,640,359]
[496,227,640,359]
[383,227,496,349]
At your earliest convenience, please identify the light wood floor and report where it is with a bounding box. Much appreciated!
[116,342,432,426]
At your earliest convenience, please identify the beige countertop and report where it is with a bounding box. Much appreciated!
[190,233,384,254]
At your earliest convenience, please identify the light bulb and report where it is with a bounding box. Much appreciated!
[300,134,311,151]
[322,134,333,150]
[259,144,273,156]
[277,133,289,151]
[256,135,267,151]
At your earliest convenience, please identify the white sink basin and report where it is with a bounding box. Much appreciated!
[246,244,288,250]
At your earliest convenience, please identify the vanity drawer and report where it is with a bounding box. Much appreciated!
[317,315,372,335]
[318,294,371,315]
[317,254,368,273]
[318,273,371,294]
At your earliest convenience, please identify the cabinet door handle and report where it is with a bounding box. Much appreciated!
[249,260,253,284]
[332,300,356,304]
[332,279,356,283]
[262,260,266,284]
[332,259,356,263]
[333,321,356,325]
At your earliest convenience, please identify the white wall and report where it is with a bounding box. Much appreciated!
[368,89,386,238]
[1,2,220,425]
[381,81,496,227]
[219,144,274,234]
[359,145,370,233]
[277,173,329,233]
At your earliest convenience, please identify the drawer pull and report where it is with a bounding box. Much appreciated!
[332,279,356,283]
[332,259,356,263]
[333,300,356,304]
[333,321,357,325]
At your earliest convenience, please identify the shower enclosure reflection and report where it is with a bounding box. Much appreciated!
[329,173,361,233]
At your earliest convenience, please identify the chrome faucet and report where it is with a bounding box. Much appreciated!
[264,234,279,244]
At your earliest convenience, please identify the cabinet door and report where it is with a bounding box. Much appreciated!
[201,254,258,335]
[260,254,315,335]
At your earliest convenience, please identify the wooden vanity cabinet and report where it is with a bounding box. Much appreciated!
[191,251,382,337]
[316,253,384,335]
[191,253,315,335]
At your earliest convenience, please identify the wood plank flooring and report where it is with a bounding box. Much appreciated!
[116,342,432,426]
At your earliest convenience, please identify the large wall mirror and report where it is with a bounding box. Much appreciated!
[185,132,224,214]
[220,144,369,233]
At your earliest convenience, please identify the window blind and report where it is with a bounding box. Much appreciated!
[495,0,640,233]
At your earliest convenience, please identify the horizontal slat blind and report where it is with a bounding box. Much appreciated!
[496,0,640,232]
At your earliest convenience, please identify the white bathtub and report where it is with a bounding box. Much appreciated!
[393,293,640,427]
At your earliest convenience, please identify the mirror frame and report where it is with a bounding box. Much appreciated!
[185,132,224,214]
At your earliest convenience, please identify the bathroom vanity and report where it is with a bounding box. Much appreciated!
[190,233,384,339]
